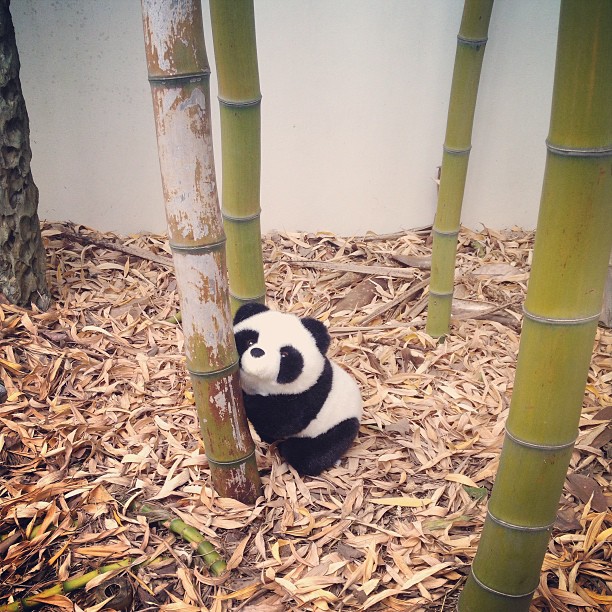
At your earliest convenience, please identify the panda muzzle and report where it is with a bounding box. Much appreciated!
[241,346,278,383]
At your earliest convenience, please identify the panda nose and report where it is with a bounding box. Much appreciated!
[250,347,265,358]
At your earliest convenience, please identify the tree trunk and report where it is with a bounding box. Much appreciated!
[0,0,49,310]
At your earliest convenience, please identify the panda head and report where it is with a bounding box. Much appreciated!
[233,303,330,396]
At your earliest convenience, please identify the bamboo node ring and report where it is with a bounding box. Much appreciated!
[457,34,489,46]
[522,306,601,325]
[147,70,210,85]
[218,95,262,108]
[432,227,460,237]
[206,449,256,469]
[187,361,239,379]
[222,210,261,223]
[470,567,537,599]
[169,239,226,254]
[546,141,612,157]
[443,145,472,155]
[230,292,267,304]
[428,289,454,298]
[504,427,577,451]
[487,509,555,533]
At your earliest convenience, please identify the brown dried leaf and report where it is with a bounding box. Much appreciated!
[591,425,612,450]
[333,279,379,313]
[451,298,500,319]
[472,263,529,282]
[335,542,364,560]
[2,223,609,611]
[566,474,609,512]
[554,507,582,532]
[592,405,612,421]
[391,253,432,270]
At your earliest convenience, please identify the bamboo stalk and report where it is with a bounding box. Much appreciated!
[426,0,494,337]
[0,559,133,612]
[0,502,228,612]
[140,0,261,503]
[360,277,430,325]
[281,259,416,279]
[210,0,265,314]
[459,2,612,609]
[135,502,226,576]
[56,228,173,268]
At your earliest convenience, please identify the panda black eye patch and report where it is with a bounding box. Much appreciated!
[277,345,304,384]
[235,329,259,356]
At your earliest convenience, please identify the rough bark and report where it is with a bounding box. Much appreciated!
[0,0,50,309]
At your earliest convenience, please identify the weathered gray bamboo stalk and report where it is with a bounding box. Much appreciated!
[140,0,261,503]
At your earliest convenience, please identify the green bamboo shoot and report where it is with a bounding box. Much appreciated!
[427,0,494,337]
[210,0,265,314]
[140,0,261,503]
[134,501,226,575]
[0,560,133,612]
[459,1,612,609]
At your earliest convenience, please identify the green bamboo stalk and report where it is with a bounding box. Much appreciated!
[0,559,133,612]
[210,0,265,314]
[140,0,261,503]
[0,503,227,612]
[459,2,612,610]
[426,0,494,338]
[135,502,226,576]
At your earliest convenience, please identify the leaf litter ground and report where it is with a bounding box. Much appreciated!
[0,222,610,612]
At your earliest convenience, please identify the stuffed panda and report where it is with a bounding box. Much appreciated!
[233,303,362,476]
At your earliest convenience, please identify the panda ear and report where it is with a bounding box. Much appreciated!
[233,302,269,325]
[302,317,331,355]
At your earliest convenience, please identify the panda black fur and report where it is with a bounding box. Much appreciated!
[233,303,362,476]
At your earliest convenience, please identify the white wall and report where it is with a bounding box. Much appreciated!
[11,0,559,235]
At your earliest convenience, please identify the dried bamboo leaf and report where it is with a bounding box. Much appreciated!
[1,223,609,611]
[566,474,609,513]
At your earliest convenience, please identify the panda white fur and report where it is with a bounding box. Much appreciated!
[233,303,362,476]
